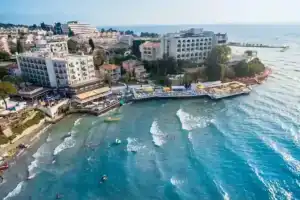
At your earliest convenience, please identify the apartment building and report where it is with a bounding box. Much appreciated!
[16,51,97,90]
[160,28,228,63]
[101,64,121,82]
[35,41,69,54]
[68,21,98,35]
[140,41,162,61]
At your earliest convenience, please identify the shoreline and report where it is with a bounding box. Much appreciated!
[0,103,122,163]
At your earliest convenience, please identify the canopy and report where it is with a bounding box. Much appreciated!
[142,87,153,92]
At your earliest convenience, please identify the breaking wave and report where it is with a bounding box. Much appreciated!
[170,176,184,187]
[253,166,292,200]
[262,137,300,175]
[176,108,210,131]
[3,181,25,200]
[126,137,145,152]
[150,120,166,146]
[74,118,82,126]
[27,144,52,179]
[53,131,76,156]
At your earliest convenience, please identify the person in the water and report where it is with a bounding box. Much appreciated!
[100,174,108,183]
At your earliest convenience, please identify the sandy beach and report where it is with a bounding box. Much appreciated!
[0,120,50,158]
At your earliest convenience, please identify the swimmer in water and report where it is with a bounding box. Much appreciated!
[56,194,63,199]
[100,174,108,183]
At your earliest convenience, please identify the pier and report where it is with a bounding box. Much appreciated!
[228,42,288,49]
[132,82,252,101]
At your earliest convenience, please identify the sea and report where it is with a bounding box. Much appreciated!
[1,24,300,200]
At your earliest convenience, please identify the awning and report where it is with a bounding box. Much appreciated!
[73,87,111,104]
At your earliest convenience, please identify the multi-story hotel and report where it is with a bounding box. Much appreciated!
[68,21,98,35]
[16,51,99,93]
[160,28,228,63]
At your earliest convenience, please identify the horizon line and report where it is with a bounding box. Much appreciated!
[1,21,300,27]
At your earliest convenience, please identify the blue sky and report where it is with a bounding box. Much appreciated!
[1,0,300,26]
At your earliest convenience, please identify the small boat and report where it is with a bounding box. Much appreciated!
[104,117,120,122]
[0,162,9,171]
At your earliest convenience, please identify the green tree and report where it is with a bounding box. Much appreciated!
[68,27,74,37]
[234,61,249,77]
[93,48,106,69]
[132,68,136,78]
[206,45,231,66]
[0,51,10,61]
[88,38,95,51]
[2,75,23,88]
[124,73,130,83]
[104,73,112,88]
[0,82,17,109]
[67,39,78,53]
[16,39,25,53]
[40,22,46,30]
[0,68,8,80]
[205,45,231,81]
[248,58,265,76]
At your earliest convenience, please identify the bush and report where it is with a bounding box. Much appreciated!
[0,135,9,145]
[11,111,44,134]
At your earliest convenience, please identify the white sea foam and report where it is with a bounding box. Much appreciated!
[126,137,145,152]
[46,135,52,142]
[188,132,192,141]
[3,181,25,200]
[219,184,230,200]
[74,118,82,126]
[150,120,166,146]
[170,176,184,187]
[27,144,51,179]
[252,164,293,200]
[176,108,210,131]
[53,134,76,156]
[263,137,300,175]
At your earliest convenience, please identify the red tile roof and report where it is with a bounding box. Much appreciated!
[102,64,120,71]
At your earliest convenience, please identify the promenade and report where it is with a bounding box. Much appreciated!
[132,82,251,101]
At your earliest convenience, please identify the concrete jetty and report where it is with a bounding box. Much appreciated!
[228,42,288,49]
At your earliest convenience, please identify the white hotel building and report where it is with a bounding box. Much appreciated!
[68,21,98,35]
[160,28,228,63]
[17,51,97,88]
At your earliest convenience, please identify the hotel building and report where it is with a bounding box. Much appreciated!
[16,51,100,95]
[160,28,228,63]
[68,21,98,35]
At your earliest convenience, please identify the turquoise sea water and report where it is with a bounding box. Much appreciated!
[1,24,300,200]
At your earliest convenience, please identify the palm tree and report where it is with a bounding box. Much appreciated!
[0,81,17,109]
